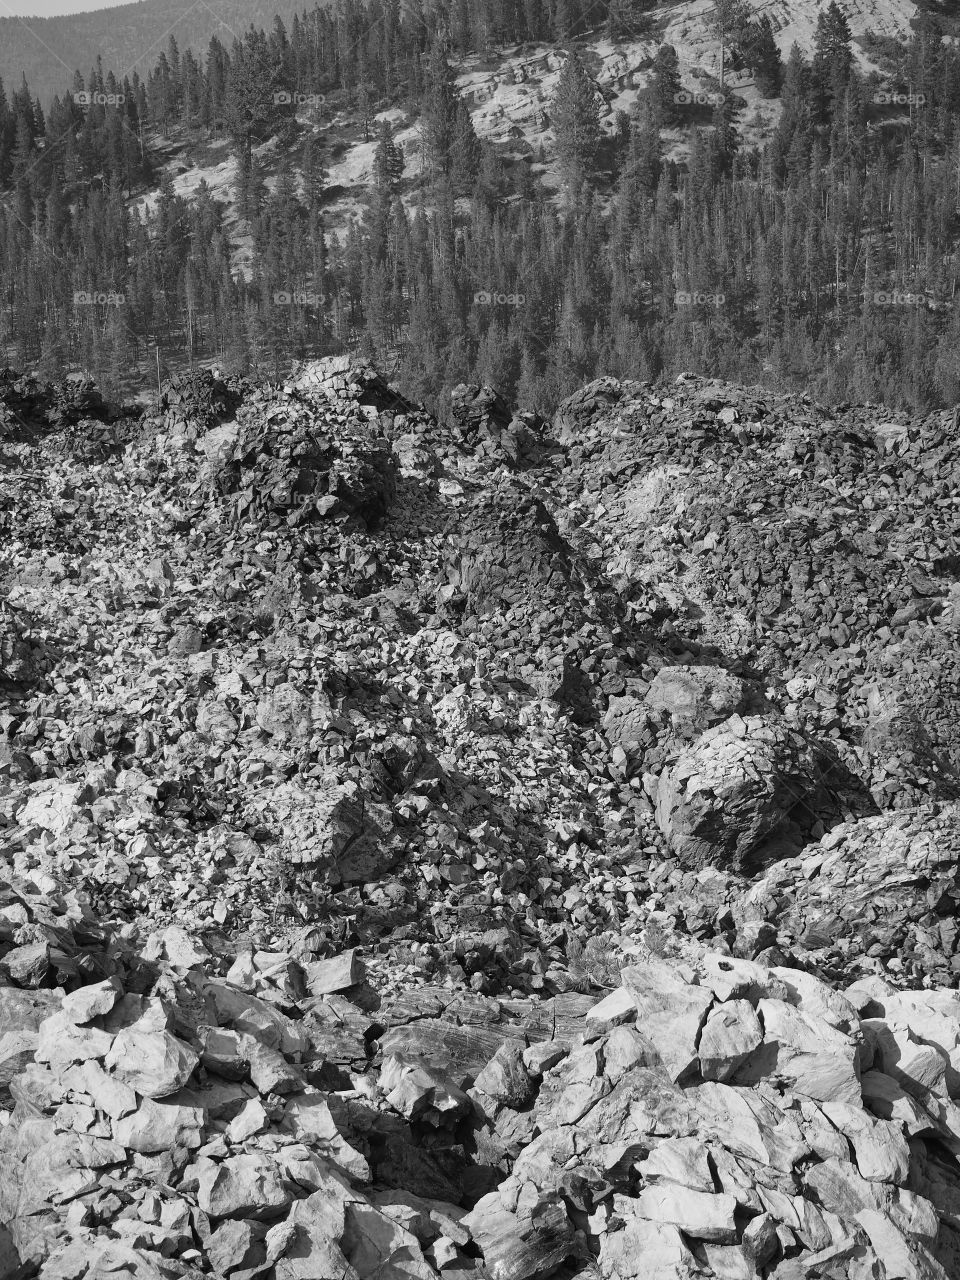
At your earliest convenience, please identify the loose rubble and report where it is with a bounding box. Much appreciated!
[4,356,960,1275]
[4,876,960,1278]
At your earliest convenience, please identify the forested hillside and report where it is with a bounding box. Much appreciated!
[0,0,957,414]
[0,0,312,111]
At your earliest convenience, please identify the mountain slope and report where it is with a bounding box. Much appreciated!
[3,0,921,115]
[0,0,309,108]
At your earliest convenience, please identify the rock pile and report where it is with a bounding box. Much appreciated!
[4,355,960,1273]
[4,358,960,978]
[4,869,960,1279]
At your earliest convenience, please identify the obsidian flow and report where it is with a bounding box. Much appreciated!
[3,359,960,1278]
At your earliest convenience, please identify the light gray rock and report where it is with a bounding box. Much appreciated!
[585,986,637,1036]
[35,1011,115,1068]
[734,999,861,1105]
[820,1100,910,1184]
[621,959,713,1082]
[632,1184,738,1243]
[197,1153,294,1220]
[699,1000,763,1082]
[104,1027,199,1099]
[599,1209,695,1280]
[636,1137,714,1192]
[303,949,365,996]
[112,1098,204,1153]
[60,977,123,1025]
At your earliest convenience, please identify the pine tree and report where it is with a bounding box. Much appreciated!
[550,50,603,198]
[373,119,404,189]
[708,0,752,87]
[649,44,683,125]
[812,1,854,122]
[419,39,480,191]
[743,15,783,98]
[710,93,740,177]
[615,99,661,239]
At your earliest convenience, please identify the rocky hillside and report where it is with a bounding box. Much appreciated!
[149,0,921,253]
[3,358,960,1277]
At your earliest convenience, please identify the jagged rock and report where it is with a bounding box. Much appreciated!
[60,976,123,1024]
[653,716,831,871]
[636,1137,714,1192]
[599,1212,695,1280]
[104,1027,199,1099]
[698,999,763,1082]
[303,949,365,995]
[601,694,652,750]
[632,1184,739,1242]
[197,1154,295,1220]
[472,1043,535,1109]
[464,1190,577,1280]
[113,1098,204,1153]
[645,665,756,735]
[620,960,712,1082]
[380,1054,472,1123]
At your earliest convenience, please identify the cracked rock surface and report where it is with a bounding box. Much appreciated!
[4,358,960,1276]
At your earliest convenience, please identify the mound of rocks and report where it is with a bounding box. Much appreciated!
[5,867,960,1280]
[207,396,396,532]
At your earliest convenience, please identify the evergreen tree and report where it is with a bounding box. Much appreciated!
[708,0,752,87]
[743,15,783,98]
[649,44,683,125]
[419,38,480,190]
[550,50,603,198]
[373,119,404,189]
[813,0,854,122]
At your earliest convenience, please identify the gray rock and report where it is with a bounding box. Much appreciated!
[104,1027,199,1099]
[699,999,763,1082]
[621,959,713,1082]
[197,1154,294,1220]
[654,716,827,871]
[645,665,754,733]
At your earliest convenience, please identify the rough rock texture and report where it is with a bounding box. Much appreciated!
[5,357,960,1274]
[2,880,960,1279]
[652,715,833,872]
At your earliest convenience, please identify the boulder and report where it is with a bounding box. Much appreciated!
[654,716,829,871]
[620,960,713,1082]
[104,1027,199,1099]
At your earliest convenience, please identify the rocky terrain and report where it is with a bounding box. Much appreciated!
[3,357,960,1277]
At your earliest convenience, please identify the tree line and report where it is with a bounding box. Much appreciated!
[0,0,958,415]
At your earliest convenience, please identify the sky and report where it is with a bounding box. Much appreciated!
[2,0,132,15]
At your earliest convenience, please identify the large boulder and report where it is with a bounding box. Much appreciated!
[733,803,960,984]
[653,715,830,871]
